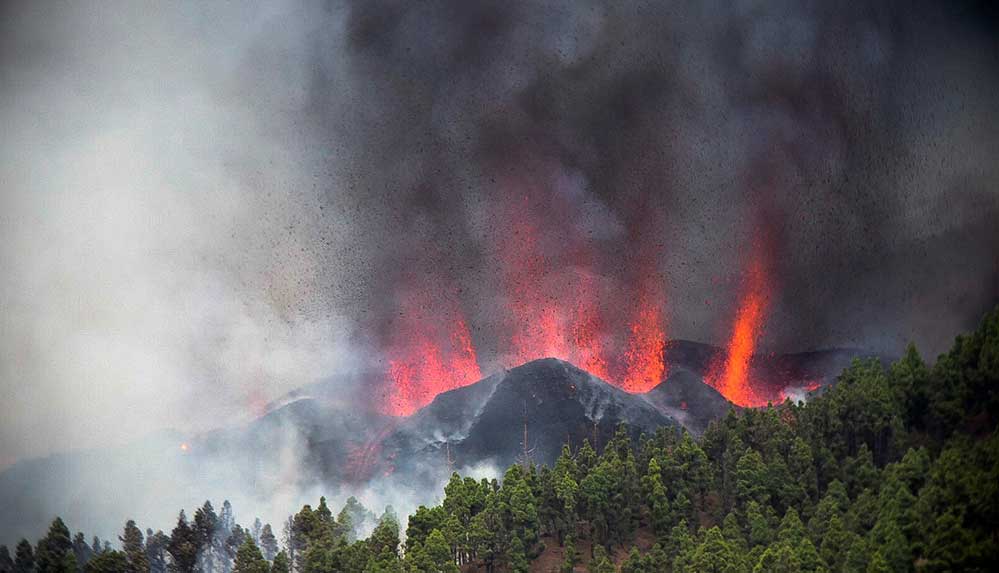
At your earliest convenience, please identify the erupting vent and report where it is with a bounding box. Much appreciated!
[705,252,771,407]
[381,192,784,415]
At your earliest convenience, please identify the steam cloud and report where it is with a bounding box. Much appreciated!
[1,0,997,546]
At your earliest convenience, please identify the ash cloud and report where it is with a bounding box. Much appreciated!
[1,0,998,546]
[317,0,999,366]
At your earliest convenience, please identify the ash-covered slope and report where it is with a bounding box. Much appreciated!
[380,358,679,479]
[643,369,735,435]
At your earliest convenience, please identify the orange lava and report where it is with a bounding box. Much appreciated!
[707,254,771,407]
[382,189,676,414]
[384,286,482,416]
[570,272,611,381]
[503,203,572,364]
[620,297,666,392]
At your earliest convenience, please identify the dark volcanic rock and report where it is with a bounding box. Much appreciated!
[643,369,735,435]
[381,358,678,479]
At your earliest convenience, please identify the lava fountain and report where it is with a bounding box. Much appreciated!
[384,282,482,416]
[706,238,773,407]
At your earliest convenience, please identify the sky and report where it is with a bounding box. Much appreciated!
[1,0,998,470]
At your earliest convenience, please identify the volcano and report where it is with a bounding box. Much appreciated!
[0,341,875,543]
[364,341,874,477]
[377,358,680,479]
[644,369,734,435]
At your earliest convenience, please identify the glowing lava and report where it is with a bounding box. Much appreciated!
[707,251,771,407]
[571,293,610,381]
[502,202,572,364]
[384,288,482,416]
[382,188,677,412]
[620,296,666,392]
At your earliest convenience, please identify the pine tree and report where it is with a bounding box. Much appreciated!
[232,539,267,573]
[722,513,746,553]
[643,458,671,536]
[744,502,771,548]
[339,497,371,542]
[808,480,847,543]
[506,536,528,573]
[251,520,262,546]
[83,551,127,573]
[144,530,169,573]
[120,520,149,573]
[923,509,976,571]
[645,543,669,571]
[72,533,92,569]
[576,440,596,481]
[405,506,445,551]
[842,537,869,573]
[620,547,644,573]
[470,491,506,573]
[14,540,33,573]
[753,543,799,573]
[890,343,930,431]
[418,530,454,573]
[667,520,695,573]
[818,515,851,571]
[793,538,823,573]
[579,460,612,552]
[788,437,817,503]
[258,525,277,563]
[36,518,73,573]
[559,534,577,573]
[870,516,910,572]
[291,504,320,571]
[368,513,401,561]
[553,471,579,546]
[167,511,199,573]
[590,546,615,573]
[865,551,890,573]
[776,508,805,546]
[300,534,339,573]
[225,524,249,569]
[736,450,769,509]
[270,551,289,573]
[193,502,218,573]
[690,527,741,573]
[508,475,540,551]
[0,546,14,573]
[217,501,235,573]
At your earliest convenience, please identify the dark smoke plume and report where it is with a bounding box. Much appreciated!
[307,0,999,374]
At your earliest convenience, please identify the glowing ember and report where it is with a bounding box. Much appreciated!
[570,272,610,381]
[502,204,572,364]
